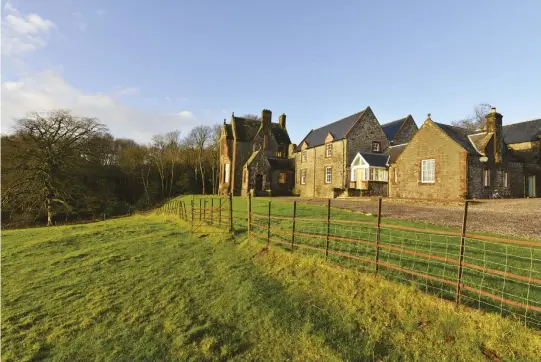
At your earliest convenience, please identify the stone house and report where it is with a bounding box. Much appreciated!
[294,107,417,198]
[218,109,294,196]
[389,108,540,199]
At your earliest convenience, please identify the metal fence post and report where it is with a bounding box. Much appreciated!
[211,198,214,225]
[191,199,194,233]
[199,199,202,222]
[267,201,271,248]
[248,192,252,241]
[291,201,297,250]
[325,199,331,259]
[375,197,382,274]
[229,192,233,234]
[456,200,469,307]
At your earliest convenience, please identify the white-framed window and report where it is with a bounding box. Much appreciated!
[372,141,381,152]
[369,168,388,182]
[350,169,355,182]
[326,143,333,157]
[502,171,509,188]
[421,159,435,183]
[301,170,306,185]
[483,169,490,187]
[224,163,230,183]
[301,151,307,162]
[325,167,332,184]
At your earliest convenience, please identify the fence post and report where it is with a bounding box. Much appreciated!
[191,200,194,233]
[219,198,222,227]
[267,201,271,248]
[229,192,234,234]
[325,199,331,259]
[247,192,252,241]
[375,197,382,274]
[291,201,297,250]
[211,198,214,225]
[204,199,207,222]
[199,199,202,222]
[456,200,469,307]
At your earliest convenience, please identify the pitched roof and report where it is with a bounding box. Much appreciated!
[381,117,407,141]
[359,152,389,167]
[296,108,367,151]
[224,124,233,139]
[434,122,480,155]
[271,124,291,145]
[232,117,261,141]
[503,119,541,144]
[267,157,294,170]
[385,143,407,164]
[467,132,493,155]
[244,150,261,167]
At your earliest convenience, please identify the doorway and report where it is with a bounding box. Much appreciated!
[528,175,536,197]
[255,174,263,192]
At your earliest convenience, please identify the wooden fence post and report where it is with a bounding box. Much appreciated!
[199,199,202,222]
[203,199,207,222]
[211,198,214,225]
[375,197,382,274]
[456,200,469,307]
[191,200,194,233]
[219,198,222,227]
[229,192,233,234]
[325,199,331,259]
[291,201,297,250]
[248,192,252,241]
[267,201,271,248]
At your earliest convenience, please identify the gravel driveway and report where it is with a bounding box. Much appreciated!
[278,197,541,241]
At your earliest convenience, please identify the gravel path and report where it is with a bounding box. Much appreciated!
[278,197,541,241]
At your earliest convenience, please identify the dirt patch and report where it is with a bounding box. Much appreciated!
[278,197,541,241]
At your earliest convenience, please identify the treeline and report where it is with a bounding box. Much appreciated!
[1,110,221,228]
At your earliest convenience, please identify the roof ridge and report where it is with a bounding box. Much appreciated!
[503,118,541,128]
[310,108,366,132]
[381,117,406,126]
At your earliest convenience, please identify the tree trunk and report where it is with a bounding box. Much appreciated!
[46,198,53,226]
[199,161,206,195]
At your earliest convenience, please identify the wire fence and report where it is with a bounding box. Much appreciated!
[157,195,541,329]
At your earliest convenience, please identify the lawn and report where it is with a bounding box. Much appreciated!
[3,213,540,361]
[176,195,541,328]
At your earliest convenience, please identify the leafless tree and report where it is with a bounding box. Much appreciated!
[452,104,492,131]
[242,114,261,121]
[185,125,212,194]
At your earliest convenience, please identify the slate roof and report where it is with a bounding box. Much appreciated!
[271,124,291,145]
[232,117,261,141]
[381,117,407,141]
[503,119,541,144]
[224,124,233,139]
[385,144,407,164]
[359,152,389,167]
[244,150,261,167]
[267,157,294,170]
[435,122,480,155]
[296,108,367,151]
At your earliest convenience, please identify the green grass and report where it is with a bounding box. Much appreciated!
[174,195,541,328]
[3,213,541,361]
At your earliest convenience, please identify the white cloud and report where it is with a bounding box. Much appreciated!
[1,71,200,143]
[72,12,87,31]
[1,1,56,56]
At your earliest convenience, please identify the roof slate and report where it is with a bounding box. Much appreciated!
[503,119,541,144]
[381,117,407,141]
[267,157,294,170]
[224,124,233,139]
[385,144,407,164]
[435,122,480,155]
[296,108,367,151]
[232,117,261,142]
[271,124,291,145]
[359,152,389,167]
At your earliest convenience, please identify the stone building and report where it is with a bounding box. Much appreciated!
[294,107,417,198]
[389,108,540,199]
[218,109,294,196]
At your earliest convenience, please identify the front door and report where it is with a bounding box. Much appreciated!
[255,174,263,192]
[528,175,536,197]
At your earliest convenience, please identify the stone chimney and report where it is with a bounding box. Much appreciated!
[261,109,272,132]
[279,113,286,129]
[485,107,503,164]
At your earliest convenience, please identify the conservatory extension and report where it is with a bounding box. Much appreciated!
[349,152,390,196]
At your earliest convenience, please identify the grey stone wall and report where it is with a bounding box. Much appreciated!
[392,117,418,145]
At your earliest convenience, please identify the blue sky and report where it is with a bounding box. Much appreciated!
[2,0,540,143]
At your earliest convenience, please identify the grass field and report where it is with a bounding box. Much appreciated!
[177,195,541,328]
[3,212,541,361]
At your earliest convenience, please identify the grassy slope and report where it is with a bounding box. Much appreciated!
[3,214,541,361]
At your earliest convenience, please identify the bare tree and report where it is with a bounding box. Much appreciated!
[185,125,212,194]
[242,114,261,121]
[452,104,492,131]
[3,110,107,225]
[209,124,222,194]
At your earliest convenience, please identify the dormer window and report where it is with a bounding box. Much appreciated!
[372,141,381,152]
[326,143,333,157]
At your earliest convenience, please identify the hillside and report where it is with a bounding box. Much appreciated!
[2,214,540,361]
